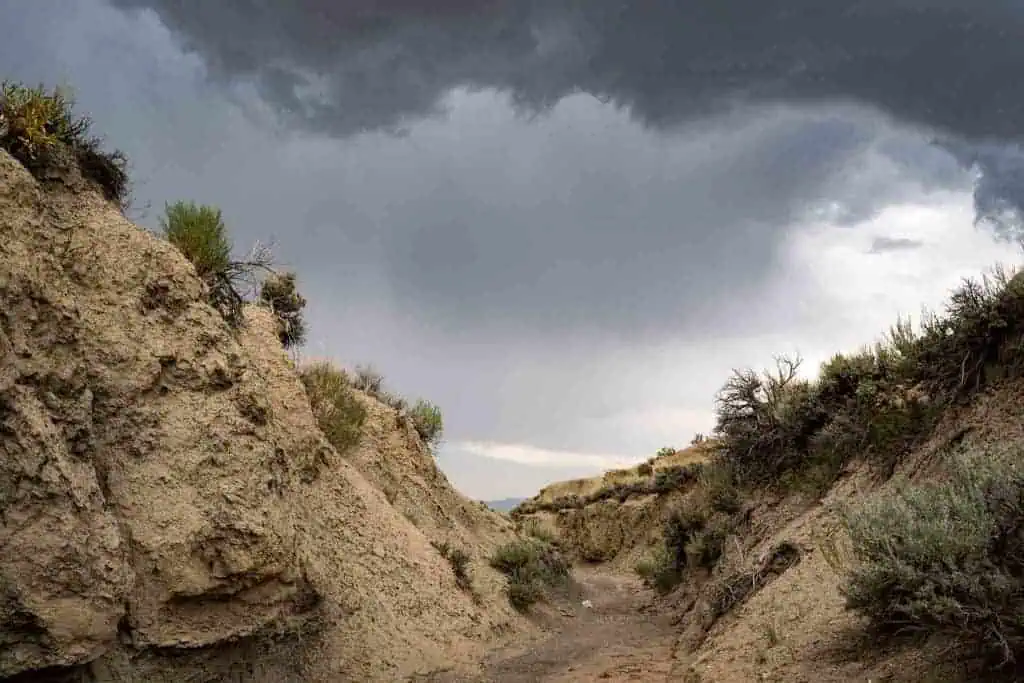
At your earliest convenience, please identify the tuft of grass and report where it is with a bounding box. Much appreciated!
[259,271,308,348]
[300,362,367,455]
[490,538,569,611]
[432,541,473,592]
[838,448,1024,666]
[0,81,129,208]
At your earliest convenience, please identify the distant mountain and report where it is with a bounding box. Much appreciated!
[484,497,526,513]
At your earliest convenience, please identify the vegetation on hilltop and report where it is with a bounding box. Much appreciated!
[0,81,130,208]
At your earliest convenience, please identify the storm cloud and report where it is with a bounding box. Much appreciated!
[109,0,1024,140]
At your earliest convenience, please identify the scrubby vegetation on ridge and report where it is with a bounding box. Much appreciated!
[159,199,310,336]
[301,362,368,455]
[346,364,446,452]
[0,81,129,208]
[715,266,1024,491]
[625,262,1024,672]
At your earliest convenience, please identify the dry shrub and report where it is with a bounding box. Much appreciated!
[839,448,1024,667]
[490,538,569,611]
[432,541,473,592]
[259,271,308,348]
[0,81,129,208]
[299,362,367,455]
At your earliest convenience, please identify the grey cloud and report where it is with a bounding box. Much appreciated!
[868,237,925,254]
[106,0,1024,227]
[108,0,1024,141]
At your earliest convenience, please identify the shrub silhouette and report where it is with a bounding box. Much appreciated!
[0,81,129,208]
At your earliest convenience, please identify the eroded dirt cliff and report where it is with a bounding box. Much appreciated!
[0,150,530,682]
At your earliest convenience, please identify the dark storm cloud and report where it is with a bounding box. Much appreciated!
[106,0,1024,228]
[109,0,1024,141]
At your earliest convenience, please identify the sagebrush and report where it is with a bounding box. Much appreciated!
[259,271,308,348]
[159,200,283,329]
[839,449,1024,665]
[712,267,1024,490]
[490,538,569,611]
[300,362,367,455]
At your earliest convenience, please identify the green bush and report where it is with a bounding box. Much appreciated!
[259,271,307,348]
[839,450,1024,665]
[0,81,129,207]
[490,538,569,611]
[300,362,367,455]
[409,399,443,450]
[635,545,683,595]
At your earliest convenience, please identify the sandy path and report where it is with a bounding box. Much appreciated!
[470,566,678,682]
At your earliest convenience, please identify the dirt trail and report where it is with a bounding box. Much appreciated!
[433,566,679,682]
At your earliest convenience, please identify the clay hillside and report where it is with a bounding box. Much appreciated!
[0,83,577,683]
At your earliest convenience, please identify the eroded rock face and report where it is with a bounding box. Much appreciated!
[0,150,528,682]
[0,151,321,678]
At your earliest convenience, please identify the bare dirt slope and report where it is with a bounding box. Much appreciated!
[0,149,531,682]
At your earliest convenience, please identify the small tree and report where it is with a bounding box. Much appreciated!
[409,399,444,451]
[259,271,307,348]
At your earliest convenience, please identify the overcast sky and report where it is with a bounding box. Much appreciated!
[5,0,1024,499]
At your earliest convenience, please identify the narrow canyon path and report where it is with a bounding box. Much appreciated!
[480,566,679,682]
